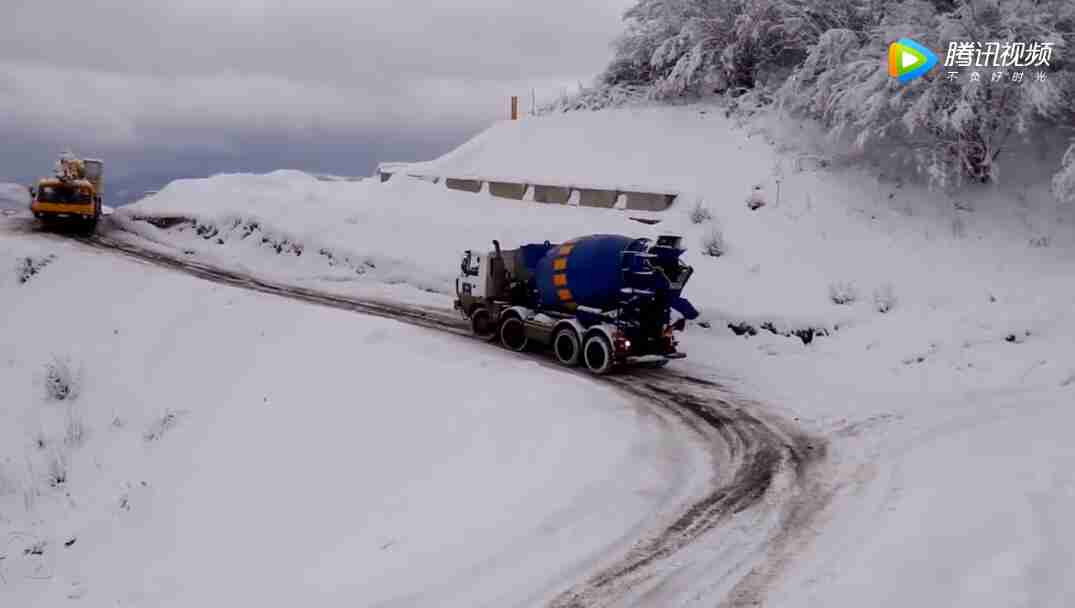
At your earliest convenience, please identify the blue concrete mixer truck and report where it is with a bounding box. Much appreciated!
[454,234,699,374]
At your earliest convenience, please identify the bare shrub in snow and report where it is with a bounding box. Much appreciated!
[1029,235,1050,248]
[747,186,766,210]
[0,461,18,497]
[46,451,68,488]
[64,404,86,448]
[701,225,726,257]
[23,539,47,556]
[144,410,185,442]
[873,283,897,313]
[43,357,81,402]
[1053,143,1075,203]
[539,83,650,114]
[829,280,858,305]
[951,214,967,239]
[16,255,56,284]
[689,198,713,224]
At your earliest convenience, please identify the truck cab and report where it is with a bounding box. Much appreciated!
[31,157,103,232]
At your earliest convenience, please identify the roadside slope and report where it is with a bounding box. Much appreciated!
[0,223,709,607]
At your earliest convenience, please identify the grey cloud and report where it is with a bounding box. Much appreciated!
[1,0,631,185]
[2,1,626,84]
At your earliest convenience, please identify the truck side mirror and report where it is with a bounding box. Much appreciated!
[460,251,471,275]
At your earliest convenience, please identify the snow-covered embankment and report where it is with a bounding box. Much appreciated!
[0,226,705,606]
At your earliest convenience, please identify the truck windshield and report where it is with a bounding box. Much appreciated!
[38,186,91,204]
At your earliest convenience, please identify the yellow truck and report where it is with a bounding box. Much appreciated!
[31,155,104,232]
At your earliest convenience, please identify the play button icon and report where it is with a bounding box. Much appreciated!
[888,38,939,83]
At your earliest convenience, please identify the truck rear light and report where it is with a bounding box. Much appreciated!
[662,330,678,353]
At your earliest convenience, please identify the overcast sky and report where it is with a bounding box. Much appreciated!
[1,0,630,195]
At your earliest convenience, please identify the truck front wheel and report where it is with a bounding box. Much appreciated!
[553,327,581,367]
[470,309,497,341]
[583,334,614,375]
[499,316,529,352]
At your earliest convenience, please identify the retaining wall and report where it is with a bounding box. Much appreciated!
[379,171,677,212]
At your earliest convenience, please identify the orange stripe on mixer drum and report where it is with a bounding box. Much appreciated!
[553,273,568,287]
[553,258,568,271]
[557,289,573,302]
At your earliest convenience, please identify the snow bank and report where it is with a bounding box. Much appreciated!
[122,106,1073,330]
[405,108,771,193]
[118,169,657,307]
[0,181,30,211]
[0,228,696,606]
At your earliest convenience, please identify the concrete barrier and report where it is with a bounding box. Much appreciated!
[445,178,483,193]
[622,191,677,211]
[577,188,619,208]
[533,185,572,204]
[489,181,527,200]
[409,174,440,184]
[375,167,677,216]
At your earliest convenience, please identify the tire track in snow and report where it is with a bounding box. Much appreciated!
[16,217,830,607]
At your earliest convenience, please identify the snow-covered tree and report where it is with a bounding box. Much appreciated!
[603,0,745,99]
[1054,142,1075,202]
[727,0,879,90]
[781,0,1075,184]
[557,0,1075,189]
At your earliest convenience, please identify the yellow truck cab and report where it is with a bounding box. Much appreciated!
[31,157,103,231]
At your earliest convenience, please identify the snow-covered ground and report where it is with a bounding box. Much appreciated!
[0,182,30,212]
[110,103,1075,606]
[0,228,709,606]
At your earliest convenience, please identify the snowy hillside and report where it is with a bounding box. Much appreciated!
[0,228,706,606]
[112,103,1075,606]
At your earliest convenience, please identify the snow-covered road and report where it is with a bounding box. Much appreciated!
[2,215,826,606]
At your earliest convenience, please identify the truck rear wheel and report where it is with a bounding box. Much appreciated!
[583,334,614,375]
[499,316,529,352]
[470,309,497,341]
[553,327,581,367]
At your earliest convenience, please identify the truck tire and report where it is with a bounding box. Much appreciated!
[583,334,615,375]
[470,309,497,342]
[553,327,581,367]
[499,315,529,352]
